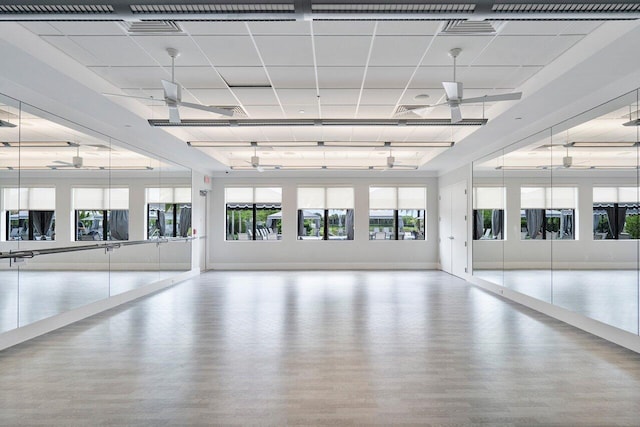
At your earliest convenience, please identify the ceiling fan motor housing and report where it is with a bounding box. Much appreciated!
[72,156,83,168]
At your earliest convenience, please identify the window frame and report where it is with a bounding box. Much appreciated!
[225,187,282,241]
[368,186,426,241]
[297,187,355,241]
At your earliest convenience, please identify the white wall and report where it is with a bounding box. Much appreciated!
[208,176,439,270]
[473,173,640,270]
[0,172,192,270]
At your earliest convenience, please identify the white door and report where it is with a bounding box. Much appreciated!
[439,181,468,277]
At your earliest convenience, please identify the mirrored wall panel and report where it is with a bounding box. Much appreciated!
[472,88,640,334]
[0,92,193,332]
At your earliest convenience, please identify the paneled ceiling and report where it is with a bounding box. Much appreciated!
[12,18,609,170]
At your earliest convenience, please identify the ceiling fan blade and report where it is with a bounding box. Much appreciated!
[168,105,181,124]
[461,92,523,104]
[52,160,74,166]
[442,81,463,100]
[178,101,234,117]
[103,93,160,102]
[450,105,463,124]
[161,80,180,102]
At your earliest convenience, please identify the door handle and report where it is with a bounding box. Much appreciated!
[448,236,454,240]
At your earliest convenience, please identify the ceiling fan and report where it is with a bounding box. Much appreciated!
[104,48,234,124]
[404,48,522,124]
[383,154,419,171]
[47,146,84,169]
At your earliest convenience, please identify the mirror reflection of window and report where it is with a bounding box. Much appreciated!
[593,187,640,240]
[520,187,576,240]
[146,188,192,238]
[2,188,56,241]
[73,188,129,241]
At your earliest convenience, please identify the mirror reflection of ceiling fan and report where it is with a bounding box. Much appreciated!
[103,48,234,124]
[402,48,522,123]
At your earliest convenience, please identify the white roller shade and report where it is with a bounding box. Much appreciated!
[398,187,426,210]
[521,187,546,209]
[327,187,354,209]
[255,187,282,203]
[298,187,325,209]
[73,188,128,210]
[147,187,192,203]
[225,187,253,204]
[2,187,55,210]
[593,187,618,203]
[521,187,577,209]
[369,187,397,209]
[618,187,639,203]
[473,187,504,210]
[548,187,577,209]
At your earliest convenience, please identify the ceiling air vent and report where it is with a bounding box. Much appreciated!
[121,20,183,34]
[311,3,475,14]
[0,4,113,14]
[440,20,503,35]
[493,2,640,13]
[130,4,295,14]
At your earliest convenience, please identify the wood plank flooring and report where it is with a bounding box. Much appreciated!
[1,270,640,426]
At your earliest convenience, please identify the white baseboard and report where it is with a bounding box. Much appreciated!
[210,262,438,270]
[0,269,200,352]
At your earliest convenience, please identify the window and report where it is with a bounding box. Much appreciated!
[473,187,505,240]
[73,188,129,241]
[520,187,576,240]
[2,187,56,241]
[369,187,426,240]
[593,187,640,240]
[297,187,354,240]
[146,188,192,238]
[226,187,281,240]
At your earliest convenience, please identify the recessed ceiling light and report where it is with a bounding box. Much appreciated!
[299,109,305,114]
[414,94,430,100]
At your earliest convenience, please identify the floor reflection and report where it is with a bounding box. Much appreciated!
[0,270,183,330]
[475,269,638,334]
[2,271,640,425]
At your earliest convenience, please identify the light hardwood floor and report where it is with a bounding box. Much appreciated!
[1,270,640,425]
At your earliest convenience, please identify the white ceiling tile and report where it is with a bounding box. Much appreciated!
[319,127,355,141]
[290,127,323,141]
[500,21,572,36]
[359,88,404,105]
[248,21,310,35]
[312,21,375,35]
[320,105,357,117]
[455,66,536,88]
[314,36,372,66]
[376,21,441,36]
[561,21,604,35]
[398,89,445,105]
[276,89,318,105]
[192,36,261,66]
[19,22,62,35]
[253,35,314,66]
[51,21,125,36]
[283,105,320,116]
[318,89,360,105]
[474,35,584,66]
[180,21,248,35]
[356,105,396,118]
[89,66,226,89]
[130,35,211,66]
[410,67,455,89]
[41,36,101,66]
[364,67,416,89]
[65,35,157,66]
[216,67,269,87]
[268,66,316,88]
[420,36,495,66]
[317,67,364,89]
[369,36,432,67]
[231,87,279,105]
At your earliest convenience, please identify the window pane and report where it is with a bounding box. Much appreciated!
[369,209,395,240]
[226,205,253,240]
[73,188,105,210]
[76,210,104,241]
[521,187,545,209]
[6,210,27,240]
[255,187,282,203]
[473,209,503,240]
[593,187,618,203]
[327,209,353,240]
[107,210,129,240]
[473,187,505,210]
[545,209,574,240]
[256,203,281,240]
[31,210,55,240]
[148,204,164,238]
[107,189,129,210]
[594,203,640,240]
[548,187,577,209]
[400,209,425,240]
[297,209,324,240]
[369,187,397,209]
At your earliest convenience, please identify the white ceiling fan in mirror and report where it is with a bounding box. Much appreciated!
[102,48,235,124]
[400,48,522,124]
